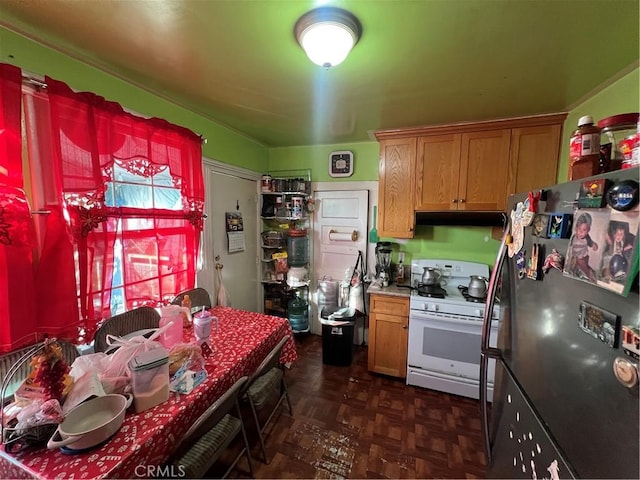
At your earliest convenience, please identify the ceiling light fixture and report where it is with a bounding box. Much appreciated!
[294,7,362,69]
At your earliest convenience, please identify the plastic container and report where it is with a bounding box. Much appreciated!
[193,310,215,343]
[291,196,304,219]
[129,348,169,413]
[286,265,308,287]
[287,229,308,267]
[261,230,284,248]
[158,306,189,349]
[569,115,601,180]
[598,113,639,170]
[287,290,309,332]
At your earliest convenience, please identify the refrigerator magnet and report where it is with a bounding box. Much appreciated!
[531,214,549,238]
[542,248,564,274]
[621,325,640,360]
[577,301,621,349]
[577,179,609,208]
[606,180,639,211]
[547,213,573,239]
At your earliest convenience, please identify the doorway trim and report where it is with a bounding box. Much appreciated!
[200,158,262,307]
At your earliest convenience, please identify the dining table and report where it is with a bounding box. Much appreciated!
[0,306,298,479]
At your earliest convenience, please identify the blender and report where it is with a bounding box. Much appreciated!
[377,248,392,287]
[375,241,392,278]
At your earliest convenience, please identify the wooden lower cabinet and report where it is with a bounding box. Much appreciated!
[368,294,409,378]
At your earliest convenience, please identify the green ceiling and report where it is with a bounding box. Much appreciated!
[0,0,638,147]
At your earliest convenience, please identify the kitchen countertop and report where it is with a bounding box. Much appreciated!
[367,282,411,298]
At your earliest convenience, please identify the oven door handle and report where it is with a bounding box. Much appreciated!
[410,314,488,328]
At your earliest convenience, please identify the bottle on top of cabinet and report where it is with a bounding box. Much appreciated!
[569,115,601,180]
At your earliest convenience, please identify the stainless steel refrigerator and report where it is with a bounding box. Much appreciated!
[480,167,640,479]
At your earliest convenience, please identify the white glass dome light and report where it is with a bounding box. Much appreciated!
[295,7,361,69]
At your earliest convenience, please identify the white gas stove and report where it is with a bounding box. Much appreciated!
[407,259,499,320]
[406,259,499,400]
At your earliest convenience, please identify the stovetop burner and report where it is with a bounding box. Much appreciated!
[415,283,447,298]
[457,285,487,303]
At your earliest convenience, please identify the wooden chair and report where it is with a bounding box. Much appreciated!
[93,306,160,353]
[242,335,293,464]
[171,287,212,310]
[168,376,253,478]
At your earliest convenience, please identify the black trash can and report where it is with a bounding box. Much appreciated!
[321,306,356,366]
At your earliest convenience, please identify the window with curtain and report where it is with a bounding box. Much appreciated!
[0,63,38,353]
[0,65,204,351]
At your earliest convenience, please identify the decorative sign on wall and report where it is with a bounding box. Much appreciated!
[225,212,245,253]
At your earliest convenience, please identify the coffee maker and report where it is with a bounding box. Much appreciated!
[375,242,394,286]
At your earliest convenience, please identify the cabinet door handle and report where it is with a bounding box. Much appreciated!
[403,324,408,329]
[452,199,458,203]
[459,198,466,203]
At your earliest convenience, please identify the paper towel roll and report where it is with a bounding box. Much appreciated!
[329,230,357,242]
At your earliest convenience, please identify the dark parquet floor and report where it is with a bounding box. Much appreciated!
[226,333,487,479]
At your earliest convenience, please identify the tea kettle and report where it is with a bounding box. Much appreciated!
[467,275,489,298]
[421,267,442,286]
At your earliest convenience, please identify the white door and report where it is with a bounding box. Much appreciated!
[312,189,369,337]
[199,161,260,312]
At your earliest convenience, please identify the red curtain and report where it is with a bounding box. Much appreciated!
[0,63,38,353]
[34,78,204,343]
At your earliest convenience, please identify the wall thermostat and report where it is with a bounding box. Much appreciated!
[329,150,354,177]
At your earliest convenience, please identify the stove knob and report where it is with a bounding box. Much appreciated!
[432,304,439,312]
[475,308,483,317]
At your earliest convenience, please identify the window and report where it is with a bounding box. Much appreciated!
[105,163,184,315]
[6,70,205,346]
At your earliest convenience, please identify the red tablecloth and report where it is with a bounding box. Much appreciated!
[0,306,297,479]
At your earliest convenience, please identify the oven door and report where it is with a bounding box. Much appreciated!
[407,310,497,384]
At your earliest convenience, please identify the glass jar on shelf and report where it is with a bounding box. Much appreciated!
[287,228,308,267]
[598,113,639,171]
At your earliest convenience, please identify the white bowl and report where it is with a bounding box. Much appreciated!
[47,394,132,450]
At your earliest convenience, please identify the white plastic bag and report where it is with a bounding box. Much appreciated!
[348,281,364,314]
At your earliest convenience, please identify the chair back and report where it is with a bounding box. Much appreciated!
[178,376,248,451]
[171,287,212,310]
[246,335,289,388]
[93,306,160,353]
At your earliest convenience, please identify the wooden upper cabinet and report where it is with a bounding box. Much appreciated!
[415,134,462,211]
[378,137,416,238]
[459,129,512,211]
[510,124,562,193]
[376,113,567,231]
[415,129,512,211]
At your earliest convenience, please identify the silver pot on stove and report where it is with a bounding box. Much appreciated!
[467,275,488,298]
[421,267,442,286]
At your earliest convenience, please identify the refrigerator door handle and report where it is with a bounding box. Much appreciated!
[480,225,509,465]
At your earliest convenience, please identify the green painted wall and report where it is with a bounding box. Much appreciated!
[558,66,639,182]
[0,27,269,171]
[268,142,380,181]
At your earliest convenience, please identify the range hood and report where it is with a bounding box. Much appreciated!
[415,211,507,227]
